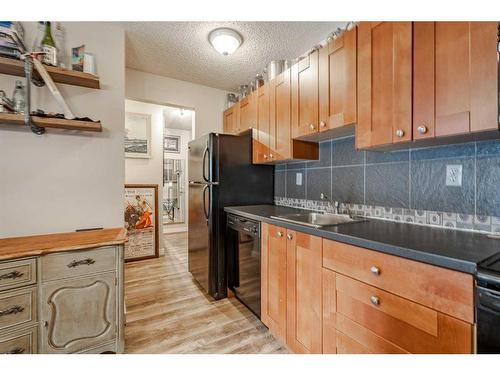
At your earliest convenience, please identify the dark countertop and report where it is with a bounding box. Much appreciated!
[224,205,500,274]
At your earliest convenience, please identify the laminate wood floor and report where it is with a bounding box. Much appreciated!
[124,231,288,354]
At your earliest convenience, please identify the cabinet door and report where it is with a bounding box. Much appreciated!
[357,22,412,148]
[223,105,237,134]
[253,84,271,163]
[239,93,257,132]
[292,51,319,138]
[40,273,117,353]
[286,231,322,353]
[270,69,292,161]
[319,27,357,131]
[261,223,287,344]
[322,268,337,354]
[414,22,498,138]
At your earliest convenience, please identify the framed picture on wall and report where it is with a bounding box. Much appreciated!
[164,135,180,154]
[125,112,152,158]
[124,184,159,262]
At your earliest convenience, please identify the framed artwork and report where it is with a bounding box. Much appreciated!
[164,135,180,154]
[124,184,159,262]
[125,112,151,158]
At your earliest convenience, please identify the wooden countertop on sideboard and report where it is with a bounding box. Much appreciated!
[0,227,127,261]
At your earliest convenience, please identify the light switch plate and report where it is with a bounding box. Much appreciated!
[446,164,463,187]
[296,172,302,186]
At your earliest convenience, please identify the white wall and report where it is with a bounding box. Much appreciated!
[125,69,227,138]
[124,100,165,252]
[0,22,125,238]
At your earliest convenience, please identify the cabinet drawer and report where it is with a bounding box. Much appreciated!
[0,326,37,354]
[0,258,37,292]
[336,330,370,354]
[322,239,474,323]
[335,274,472,353]
[41,246,117,282]
[0,287,37,332]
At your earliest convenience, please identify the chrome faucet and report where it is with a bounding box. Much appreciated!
[320,193,340,214]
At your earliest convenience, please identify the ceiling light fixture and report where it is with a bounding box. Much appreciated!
[208,28,243,56]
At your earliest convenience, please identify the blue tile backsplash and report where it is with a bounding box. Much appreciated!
[274,136,500,233]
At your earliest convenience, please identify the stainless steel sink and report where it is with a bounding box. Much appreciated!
[270,212,365,228]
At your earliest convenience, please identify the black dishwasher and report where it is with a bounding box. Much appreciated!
[226,214,261,318]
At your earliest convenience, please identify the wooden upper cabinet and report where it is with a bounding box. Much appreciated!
[223,104,238,134]
[239,92,257,133]
[253,84,271,163]
[270,69,292,161]
[292,50,320,138]
[413,22,498,140]
[356,22,413,149]
[260,223,287,344]
[319,27,357,132]
[286,231,322,354]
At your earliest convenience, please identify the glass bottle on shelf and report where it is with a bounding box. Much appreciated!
[40,21,57,66]
[12,80,26,114]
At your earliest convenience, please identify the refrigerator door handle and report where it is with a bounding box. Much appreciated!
[202,146,210,182]
[202,184,210,222]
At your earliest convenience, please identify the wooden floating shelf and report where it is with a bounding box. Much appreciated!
[0,56,100,89]
[0,112,102,132]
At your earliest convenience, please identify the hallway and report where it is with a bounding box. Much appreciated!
[124,232,287,353]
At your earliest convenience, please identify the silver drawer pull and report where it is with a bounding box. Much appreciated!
[3,347,25,354]
[370,296,380,306]
[0,305,25,317]
[0,270,24,280]
[277,231,284,237]
[370,266,380,276]
[287,233,293,240]
[67,258,96,268]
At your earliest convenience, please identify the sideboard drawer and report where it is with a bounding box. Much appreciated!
[0,287,37,332]
[0,258,37,292]
[0,325,37,354]
[41,246,117,282]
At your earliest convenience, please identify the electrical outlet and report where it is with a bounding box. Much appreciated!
[446,164,463,187]
[296,172,302,186]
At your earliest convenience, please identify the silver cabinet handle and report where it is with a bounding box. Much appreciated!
[67,258,95,268]
[277,231,284,237]
[417,125,428,134]
[370,296,380,306]
[0,270,24,280]
[395,129,404,138]
[320,121,326,128]
[3,347,25,354]
[309,123,315,130]
[263,154,268,159]
[370,266,380,276]
[287,233,293,240]
[0,305,24,317]
[269,153,274,159]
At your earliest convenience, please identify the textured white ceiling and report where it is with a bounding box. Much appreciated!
[164,106,193,131]
[120,22,346,91]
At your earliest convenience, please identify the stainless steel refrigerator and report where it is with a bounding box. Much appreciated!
[188,130,274,300]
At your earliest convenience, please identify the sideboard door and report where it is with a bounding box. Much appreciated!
[40,273,117,353]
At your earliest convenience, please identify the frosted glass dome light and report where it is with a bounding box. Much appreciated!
[209,28,243,56]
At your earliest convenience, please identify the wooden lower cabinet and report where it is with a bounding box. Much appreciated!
[286,231,322,353]
[261,224,322,352]
[261,225,474,354]
[261,224,287,343]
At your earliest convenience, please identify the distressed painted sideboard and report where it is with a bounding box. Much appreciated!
[0,228,126,354]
